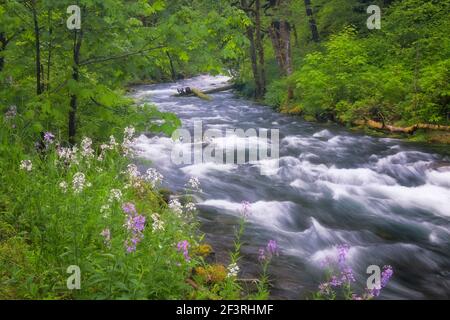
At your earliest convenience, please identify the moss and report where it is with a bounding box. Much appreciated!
[193,244,213,257]
[408,130,450,145]
[194,264,228,284]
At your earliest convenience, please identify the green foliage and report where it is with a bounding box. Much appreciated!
[258,0,450,126]
[0,114,249,299]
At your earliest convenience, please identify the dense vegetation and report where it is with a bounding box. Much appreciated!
[0,0,266,300]
[234,0,449,140]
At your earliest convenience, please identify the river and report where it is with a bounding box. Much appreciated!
[132,75,450,300]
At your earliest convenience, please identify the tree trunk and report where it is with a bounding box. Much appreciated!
[269,20,293,99]
[304,0,319,42]
[166,51,176,82]
[0,32,6,72]
[255,0,266,96]
[281,21,293,99]
[269,21,285,72]
[354,119,450,134]
[246,26,262,98]
[292,24,299,47]
[31,2,43,95]
[69,29,83,145]
[46,9,53,90]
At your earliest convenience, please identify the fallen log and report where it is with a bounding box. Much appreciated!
[191,88,212,101]
[354,119,450,134]
[201,84,235,94]
[174,84,235,99]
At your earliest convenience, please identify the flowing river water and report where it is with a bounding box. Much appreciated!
[132,75,450,300]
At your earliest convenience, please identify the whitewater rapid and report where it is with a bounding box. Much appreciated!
[132,75,450,299]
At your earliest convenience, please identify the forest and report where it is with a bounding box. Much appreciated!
[0,0,449,300]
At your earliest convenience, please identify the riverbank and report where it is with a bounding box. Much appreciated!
[232,89,450,146]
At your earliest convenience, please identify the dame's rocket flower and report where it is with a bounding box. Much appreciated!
[266,240,278,256]
[108,189,122,203]
[169,199,183,216]
[370,265,394,297]
[144,168,164,188]
[185,177,202,192]
[81,137,94,158]
[59,181,68,193]
[227,263,240,278]
[184,202,196,212]
[44,132,55,145]
[258,240,279,262]
[151,213,165,232]
[19,160,33,172]
[239,201,252,218]
[122,202,146,253]
[72,172,88,194]
[100,228,111,247]
[122,202,136,214]
[5,105,17,119]
[177,240,190,262]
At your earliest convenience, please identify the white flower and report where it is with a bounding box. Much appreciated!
[144,168,164,188]
[108,189,122,203]
[185,202,196,212]
[124,126,135,139]
[5,105,17,119]
[100,204,110,218]
[151,213,165,232]
[57,146,79,165]
[227,263,240,278]
[168,199,183,216]
[59,181,68,193]
[81,137,94,158]
[72,172,87,194]
[109,135,118,148]
[122,127,137,157]
[185,177,202,192]
[19,160,32,171]
[126,164,140,178]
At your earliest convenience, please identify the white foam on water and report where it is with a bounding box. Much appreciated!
[309,243,359,267]
[313,129,333,139]
[211,134,272,150]
[364,183,450,217]
[134,135,176,168]
[425,169,450,188]
[282,135,316,147]
[201,199,297,230]
[181,162,237,177]
[319,167,397,186]
[250,158,281,176]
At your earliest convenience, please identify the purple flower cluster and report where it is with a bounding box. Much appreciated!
[122,202,136,214]
[340,266,356,283]
[122,202,146,253]
[317,244,394,299]
[258,239,279,262]
[337,244,350,267]
[177,240,190,262]
[44,132,55,144]
[369,265,394,297]
[318,244,356,295]
[100,228,111,247]
[258,248,266,262]
[239,201,252,218]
